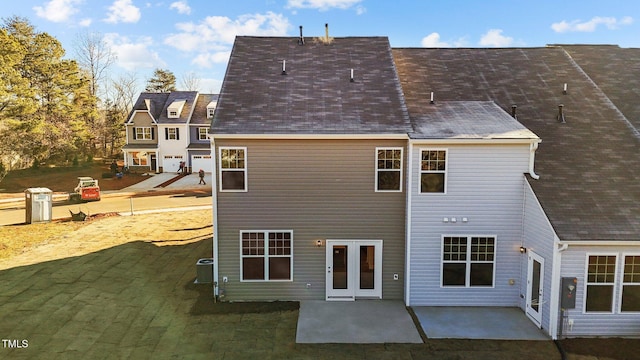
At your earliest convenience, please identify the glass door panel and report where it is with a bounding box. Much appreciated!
[333,246,348,290]
[359,245,375,290]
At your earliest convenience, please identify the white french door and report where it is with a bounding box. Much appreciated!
[326,240,382,301]
[526,250,544,327]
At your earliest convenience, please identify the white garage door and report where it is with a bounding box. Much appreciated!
[163,155,184,173]
[191,155,212,173]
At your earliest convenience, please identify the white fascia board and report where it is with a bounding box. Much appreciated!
[409,138,539,145]
[210,133,409,140]
[557,240,640,246]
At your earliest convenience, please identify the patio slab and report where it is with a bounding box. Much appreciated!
[296,300,423,343]
[412,306,550,340]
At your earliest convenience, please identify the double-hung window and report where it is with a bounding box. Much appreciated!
[442,236,495,287]
[241,231,293,281]
[134,127,153,140]
[198,127,208,140]
[219,147,247,191]
[165,127,179,140]
[420,149,447,193]
[585,255,617,312]
[621,255,640,312]
[375,148,403,192]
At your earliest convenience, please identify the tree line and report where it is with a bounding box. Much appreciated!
[0,17,191,183]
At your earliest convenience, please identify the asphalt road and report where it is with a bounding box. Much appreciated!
[0,191,212,226]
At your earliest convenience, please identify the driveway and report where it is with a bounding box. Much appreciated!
[1,210,565,359]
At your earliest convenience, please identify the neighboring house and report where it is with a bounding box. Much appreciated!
[210,36,413,301]
[123,91,217,173]
[393,45,640,339]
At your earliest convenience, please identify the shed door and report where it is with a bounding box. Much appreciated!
[526,251,544,328]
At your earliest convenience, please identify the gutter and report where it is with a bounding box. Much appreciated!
[528,141,540,180]
[210,138,220,299]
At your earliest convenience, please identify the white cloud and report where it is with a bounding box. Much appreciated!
[421,33,449,47]
[104,33,165,71]
[79,18,92,27]
[192,52,232,68]
[199,78,223,94]
[551,16,634,33]
[104,0,141,24]
[421,33,469,48]
[33,0,83,23]
[355,5,366,15]
[169,1,191,15]
[286,0,362,11]
[164,12,291,68]
[479,29,513,47]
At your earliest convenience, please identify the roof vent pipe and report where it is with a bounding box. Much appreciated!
[325,23,329,42]
[558,104,565,123]
[430,92,434,104]
[282,60,286,75]
[298,26,304,45]
[350,68,354,82]
[563,83,568,95]
[511,104,517,119]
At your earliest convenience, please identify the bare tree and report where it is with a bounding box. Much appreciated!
[102,72,140,156]
[180,72,201,91]
[73,30,116,99]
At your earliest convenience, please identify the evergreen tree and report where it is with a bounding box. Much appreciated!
[145,68,177,93]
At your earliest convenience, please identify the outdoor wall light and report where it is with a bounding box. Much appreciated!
[315,239,324,247]
[519,246,527,254]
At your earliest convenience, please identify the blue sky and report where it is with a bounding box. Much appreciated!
[2,0,638,94]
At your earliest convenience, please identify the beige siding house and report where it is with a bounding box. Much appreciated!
[210,36,413,301]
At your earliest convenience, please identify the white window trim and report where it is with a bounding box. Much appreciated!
[375,147,403,192]
[218,146,248,192]
[239,230,294,282]
[135,127,152,140]
[198,127,208,140]
[167,127,178,140]
[419,148,448,195]
[207,108,215,118]
[583,252,618,314]
[618,253,640,313]
[440,235,497,288]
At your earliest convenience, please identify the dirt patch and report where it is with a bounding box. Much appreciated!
[0,162,149,195]
[559,338,640,360]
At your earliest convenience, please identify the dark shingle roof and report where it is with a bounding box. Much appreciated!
[211,36,412,135]
[156,91,199,124]
[559,45,640,136]
[191,93,218,125]
[129,92,170,122]
[393,47,640,241]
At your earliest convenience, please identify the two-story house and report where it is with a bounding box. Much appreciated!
[210,36,413,301]
[393,45,640,339]
[124,91,217,173]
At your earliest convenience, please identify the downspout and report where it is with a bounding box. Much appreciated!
[210,137,220,299]
[549,240,569,340]
[404,140,414,306]
[528,141,540,180]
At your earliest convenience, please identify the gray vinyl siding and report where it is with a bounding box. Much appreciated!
[128,113,157,144]
[189,126,209,144]
[558,245,640,337]
[215,139,406,301]
[408,144,531,306]
[522,181,557,333]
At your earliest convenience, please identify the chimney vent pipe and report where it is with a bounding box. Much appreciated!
[511,104,517,119]
[563,83,568,95]
[430,92,434,104]
[350,68,354,82]
[325,23,329,42]
[282,60,286,75]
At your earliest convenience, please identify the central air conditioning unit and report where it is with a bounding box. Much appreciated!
[195,258,214,284]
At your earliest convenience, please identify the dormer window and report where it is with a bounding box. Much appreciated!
[167,100,186,119]
[206,101,217,119]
